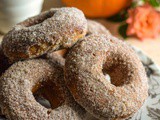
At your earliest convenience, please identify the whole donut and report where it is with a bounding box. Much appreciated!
[0,59,87,120]
[64,34,148,119]
[2,7,87,61]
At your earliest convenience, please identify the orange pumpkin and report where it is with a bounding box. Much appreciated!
[62,0,131,18]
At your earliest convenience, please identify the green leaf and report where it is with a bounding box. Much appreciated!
[107,9,128,22]
[131,1,139,8]
[145,0,160,7]
[149,0,160,7]
[118,23,128,39]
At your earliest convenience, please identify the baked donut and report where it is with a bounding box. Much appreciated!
[2,7,87,61]
[64,34,148,119]
[87,19,111,35]
[0,59,88,120]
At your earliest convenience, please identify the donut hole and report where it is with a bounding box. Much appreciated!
[102,69,111,82]
[34,89,52,109]
[103,62,132,86]
[105,66,128,86]
[21,11,55,27]
[33,80,65,110]
[104,73,111,83]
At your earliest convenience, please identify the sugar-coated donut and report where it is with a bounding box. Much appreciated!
[87,20,111,35]
[65,34,148,119]
[0,59,88,120]
[2,7,87,61]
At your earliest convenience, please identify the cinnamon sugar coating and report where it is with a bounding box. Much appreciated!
[65,34,148,119]
[2,7,87,61]
[0,59,89,120]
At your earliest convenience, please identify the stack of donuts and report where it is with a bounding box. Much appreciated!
[0,7,148,120]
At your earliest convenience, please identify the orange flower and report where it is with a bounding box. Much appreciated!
[126,4,160,40]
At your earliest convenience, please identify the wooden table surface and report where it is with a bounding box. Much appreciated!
[0,0,160,66]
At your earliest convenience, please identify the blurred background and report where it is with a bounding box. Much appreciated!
[0,0,160,66]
